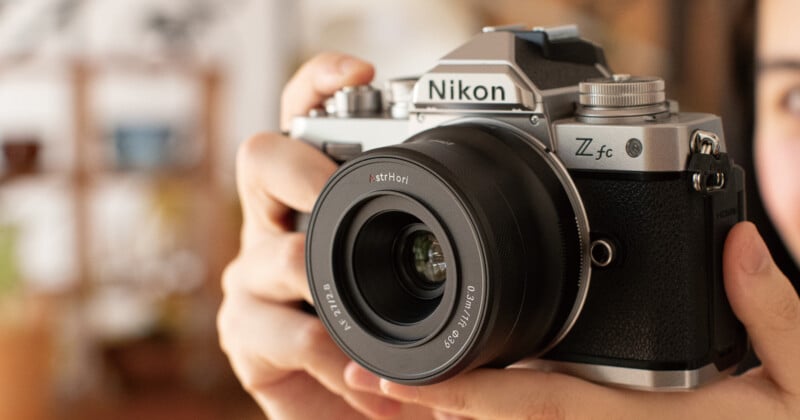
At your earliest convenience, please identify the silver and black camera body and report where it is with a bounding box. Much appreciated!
[293,25,747,390]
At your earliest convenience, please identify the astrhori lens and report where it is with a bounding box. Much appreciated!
[306,124,588,384]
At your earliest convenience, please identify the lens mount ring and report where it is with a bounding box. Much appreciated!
[529,139,592,355]
[444,118,592,356]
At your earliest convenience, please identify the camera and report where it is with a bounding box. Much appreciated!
[292,25,747,390]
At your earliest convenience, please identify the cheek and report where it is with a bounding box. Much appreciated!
[755,133,800,259]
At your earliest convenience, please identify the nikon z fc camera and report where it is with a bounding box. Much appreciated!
[291,25,747,390]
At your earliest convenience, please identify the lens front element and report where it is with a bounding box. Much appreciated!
[349,209,453,332]
[406,228,447,288]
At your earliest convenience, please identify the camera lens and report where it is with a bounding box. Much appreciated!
[347,209,451,332]
[404,228,447,288]
[307,124,590,384]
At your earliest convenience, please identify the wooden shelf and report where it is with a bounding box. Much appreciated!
[65,59,229,295]
[0,55,238,404]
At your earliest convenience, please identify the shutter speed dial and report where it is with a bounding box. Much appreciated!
[577,75,669,119]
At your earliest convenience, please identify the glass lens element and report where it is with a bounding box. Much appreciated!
[410,231,447,285]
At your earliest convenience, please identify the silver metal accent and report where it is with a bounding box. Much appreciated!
[576,102,670,120]
[554,113,726,172]
[693,172,726,192]
[625,138,643,158]
[690,130,726,192]
[579,76,665,107]
[295,111,728,174]
[416,28,611,122]
[511,360,734,391]
[691,130,721,156]
[331,85,383,118]
[590,239,615,267]
[412,65,536,109]
[308,108,326,118]
[292,27,728,176]
[291,117,409,151]
[386,77,417,119]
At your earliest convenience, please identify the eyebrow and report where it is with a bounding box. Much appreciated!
[758,59,800,73]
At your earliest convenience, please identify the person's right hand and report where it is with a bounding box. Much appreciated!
[217,53,432,419]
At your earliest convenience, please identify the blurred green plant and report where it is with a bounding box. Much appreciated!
[0,224,20,299]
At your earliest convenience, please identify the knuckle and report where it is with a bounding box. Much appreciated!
[216,301,234,355]
[236,366,270,394]
[236,363,271,395]
[294,52,339,78]
[770,291,800,331]
[296,318,329,352]
[215,303,281,395]
[523,401,566,420]
[281,52,343,101]
[281,234,307,273]
[236,132,282,180]
[443,391,468,413]
[220,261,240,296]
[236,133,266,168]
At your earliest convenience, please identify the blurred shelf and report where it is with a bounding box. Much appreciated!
[0,53,215,76]
[0,52,240,413]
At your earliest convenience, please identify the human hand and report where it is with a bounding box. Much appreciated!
[345,222,800,419]
[218,52,433,419]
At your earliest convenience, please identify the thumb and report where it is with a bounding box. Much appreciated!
[724,221,800,395]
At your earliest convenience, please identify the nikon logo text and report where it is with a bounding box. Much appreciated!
[428,79,506,102]
[369,172,409,185]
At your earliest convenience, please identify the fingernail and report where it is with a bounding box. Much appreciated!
[741,228,771,275]
[379,379,419,401]
[344,362,381,392]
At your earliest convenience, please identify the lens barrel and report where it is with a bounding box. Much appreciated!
[306,123,589,384]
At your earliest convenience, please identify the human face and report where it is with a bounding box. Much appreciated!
[756,0,800,263]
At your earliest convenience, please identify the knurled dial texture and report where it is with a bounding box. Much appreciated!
[579,76,665,107]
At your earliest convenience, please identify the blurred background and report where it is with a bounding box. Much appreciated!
[0,0,766,419]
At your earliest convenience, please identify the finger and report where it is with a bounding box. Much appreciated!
[723,221,800,396]
[252,372,369,420]
[345,363,676,419]
[218,294,401,418]
[222,232,311,303]
[280,52,375,131]
[236,132,337,243]
[432,410,469,420]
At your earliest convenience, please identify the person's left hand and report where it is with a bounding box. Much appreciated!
[345,222,800,419]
